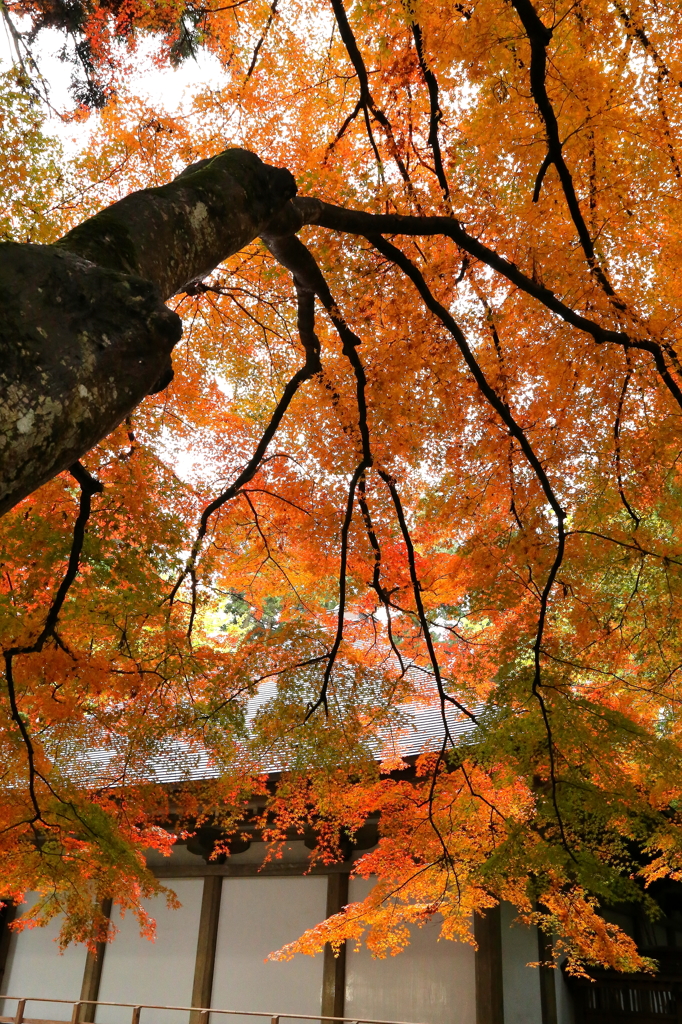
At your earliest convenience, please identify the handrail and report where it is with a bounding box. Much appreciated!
[0,996,430,1024]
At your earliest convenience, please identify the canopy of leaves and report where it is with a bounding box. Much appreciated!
[0,68,65,240]
[3,0,682,977]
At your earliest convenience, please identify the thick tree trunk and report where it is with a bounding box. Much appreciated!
[0,149,296,517]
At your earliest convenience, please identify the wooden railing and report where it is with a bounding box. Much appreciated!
[0,998,429,1024]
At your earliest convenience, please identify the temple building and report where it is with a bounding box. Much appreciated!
[0,834,571,1024]
[1,703,680,1024]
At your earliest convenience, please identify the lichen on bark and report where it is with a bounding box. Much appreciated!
[57,149,297,299]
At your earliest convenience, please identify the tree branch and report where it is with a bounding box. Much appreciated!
[328,0,414,192]
[365,233,572,846]
[410,20,449,199]
[2,461,103,826]
[510,0,624,308]
[245,0,279,79]
[613,370,641,528]
[168,285,322,606]
[378,469,478,732]
[279,196,682,412]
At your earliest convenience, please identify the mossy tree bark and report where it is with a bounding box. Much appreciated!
[0,149,297,517]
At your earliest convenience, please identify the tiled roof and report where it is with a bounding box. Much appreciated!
[69,686,479,787]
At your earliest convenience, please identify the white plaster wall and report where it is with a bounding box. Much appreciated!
[95,878,203,1024]
[555,961,575,1024]
[1,894,89,1020]
[500,903,542,1024]
[344,878,476,1024]
[210,875,326,1024]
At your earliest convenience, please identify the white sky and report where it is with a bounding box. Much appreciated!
[0,18,226,152]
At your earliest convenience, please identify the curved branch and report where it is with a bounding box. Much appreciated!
[168,288,322,607]
[510,0,624,308]
[279,196,682,412]
[366,234,572,848]
[328,0,414,191]
[378,470,478,732]
[2,462,103,824]
[410,20,449,199]
[614,370,641,528]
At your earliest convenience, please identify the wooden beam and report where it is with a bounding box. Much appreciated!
[537,929,558,1024]
[474,906,504,1024]
[79,898,113,1023]
[321,872,349,1023]
[191,875,223,1020]
[152,860,353,879]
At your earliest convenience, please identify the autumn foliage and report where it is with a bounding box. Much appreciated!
[3,0,682,976]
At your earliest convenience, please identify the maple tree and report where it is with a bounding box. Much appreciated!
[2,0,682,978]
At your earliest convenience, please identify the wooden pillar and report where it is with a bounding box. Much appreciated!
[79,898,113,1023]
[0,901,17,994]
[191,876,223,1020]
[321,873,349,1022]
[474,906,504,1024]
[537,929,558,1024]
